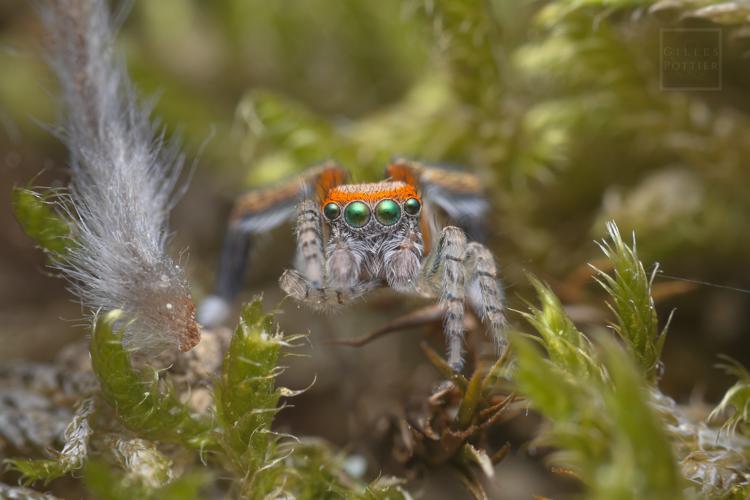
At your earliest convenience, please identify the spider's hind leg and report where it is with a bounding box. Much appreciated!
[386,159,490,243]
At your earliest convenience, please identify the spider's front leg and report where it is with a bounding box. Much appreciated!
[280,200,379,310]
[197,162,347,327]
[422,226,469,371]
[294,199,326,287]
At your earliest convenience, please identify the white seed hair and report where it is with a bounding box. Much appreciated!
[40,0,198,354]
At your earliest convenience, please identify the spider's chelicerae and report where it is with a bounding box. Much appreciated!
[198,159,506,370]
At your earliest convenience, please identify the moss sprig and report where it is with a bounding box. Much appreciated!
[90,310,214,449]
[214,299,287,497]
[512,291,685,499]
[593,221,669,382]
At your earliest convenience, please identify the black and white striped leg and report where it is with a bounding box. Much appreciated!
[294,200,326,287]
[465,242,506,349]
[435,226,468,371]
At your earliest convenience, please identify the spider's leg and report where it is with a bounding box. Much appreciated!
[198,162,347,327]
[279,269,382,311]
[386,159,490,243]
[422,226,468,371]
[198,196,296,327]
[465,242,507,348]
[197,224,253,326]
[419,221,450,287]
[294,199,326,287]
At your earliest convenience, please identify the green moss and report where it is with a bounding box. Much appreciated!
[84,460,208,500]
[5,458,75,487]
[519,275,601,380]
[593,221,668,382]
[214,299,286,496]
[11,187,72,261]
[511,223,685,498]
[282,441,409,500]
[90,310,214,449]
[709,356,750,436]
[512,317,684,499]
[213,299,409,499]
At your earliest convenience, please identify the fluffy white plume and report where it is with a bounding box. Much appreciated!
[41,0,199,353]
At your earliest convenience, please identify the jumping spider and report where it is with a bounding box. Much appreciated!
[198,159,505,370]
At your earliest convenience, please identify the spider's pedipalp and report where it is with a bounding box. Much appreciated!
[466,242,507,348]
[383,222,423,293]
[326,236,364,289]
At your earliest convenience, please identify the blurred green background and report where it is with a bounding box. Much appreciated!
[2,0,750,497]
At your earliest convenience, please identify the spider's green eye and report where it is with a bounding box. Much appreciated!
[323,202,341,221]
[374,199,401,226]
[404,197,421,216]
[344,201,370,228]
